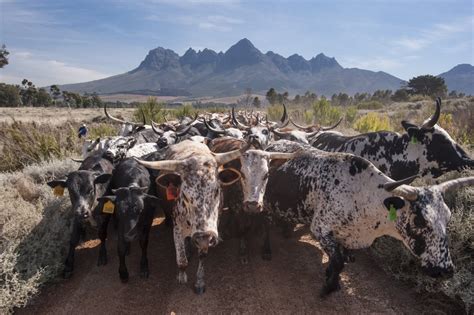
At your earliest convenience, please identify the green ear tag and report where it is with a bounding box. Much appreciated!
[411,136,418,144]
[388,204,397,221]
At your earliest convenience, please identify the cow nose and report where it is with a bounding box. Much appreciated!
[192,231,218,254]
[244,201,262,213]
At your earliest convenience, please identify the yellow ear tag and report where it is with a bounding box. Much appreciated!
[102,200,115,214]
[53,185,64,196]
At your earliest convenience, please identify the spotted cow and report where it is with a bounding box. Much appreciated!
[136,140,247,294]
[311,98,473,179]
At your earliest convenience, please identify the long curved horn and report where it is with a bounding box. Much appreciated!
[204,116,226,135]
[222,111,231,124]
[421,97,441,129]
[232,107,250,129]
[305,129,321,138]
[272,129,289,138]
[87,138,101,152]
[134,158,183,172]
[271,104,289,129]
[321,117,343,131]
[289,117,311,131]
[176,114,198,137]
[214,143,250,166]
[151,120,164,135]
[267,152,297,160]
[104,104,141,126]
[383,175,418,191]
[71,158,84,163]
[436,176,474,193]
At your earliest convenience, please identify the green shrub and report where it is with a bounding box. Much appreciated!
[173,104,198,120]
[133,97,166,124]
[345,106,358,124]
[267,104,284,121]
[353,112,391,133]
[356,100,384,110]
[312,99,342,125]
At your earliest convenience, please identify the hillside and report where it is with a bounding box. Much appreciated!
[60,38,405,97]
[438,64,474,95]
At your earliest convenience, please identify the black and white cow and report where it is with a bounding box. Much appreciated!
[151,115,200,149]
[136,140,247,294]
[47,151,113,278]
[271,117,343,144]
[261,149,473,296]
[98,158,160,282]
[312,98,474,179]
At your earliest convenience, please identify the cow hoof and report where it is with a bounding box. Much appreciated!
[63,270,73,279]
[177,271,187,284]
[194,285,206,295]
[140,270,149,279]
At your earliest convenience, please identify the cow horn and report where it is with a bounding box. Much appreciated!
[134,158,183,172]
[204,116,226,135]
[289,117,312,131]
[272,129,289,138]
[104,103,141,126]
[232,107,250,129]
[274,104,289,128]
[305,129,321,138]
[222,111,231,124]
[151,120,164,135]
[384,175,419,201]
[421,97,441,129]
[214,143,250,166]
[71,158,84,163]
[321,117,343,131]
[267,152,297,160]
[436,176,474,193]
[176,114,198,137]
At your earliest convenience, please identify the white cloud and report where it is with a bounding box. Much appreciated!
[146,14,243,31]
[343,56,403,71]
[391,16,473,51]
[0,50,110,87]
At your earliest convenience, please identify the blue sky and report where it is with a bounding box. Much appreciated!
[0,0,472,87]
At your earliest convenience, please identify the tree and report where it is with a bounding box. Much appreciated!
[0,44,9,68]
[252,96,261,108]
[0,83,21,106]
[266,88,277,105]
[406,75,447,97]
[20,79,37,106]
[240,88,253,107]
[391,89,409,102]
[50,85,61,104]
[33,88,52,106]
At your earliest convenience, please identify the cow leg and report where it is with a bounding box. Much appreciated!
[174,227,188,284]
[194,253,207,295]
[317,232,345,296]
[63,219,81,279]
[261,215,272,261]
[185,236,194,261]
[117,236,129,283]
[139,223,151,278]
[237,214,250,264]
[97,214,111,266]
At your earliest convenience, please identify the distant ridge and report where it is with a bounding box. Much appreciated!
[438,64,474,95]
[60,38,407,97]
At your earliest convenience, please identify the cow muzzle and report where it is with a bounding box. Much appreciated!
[192,231,218,254]
[244,201,263,213]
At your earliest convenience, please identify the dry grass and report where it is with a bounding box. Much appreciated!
[0,159,77,313]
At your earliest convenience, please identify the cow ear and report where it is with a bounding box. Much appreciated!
[218,168,241,186]
[155,173,182,189]
[383,196,405,210]
[130,186,148,194]
[47,179,67,189]
[401,120,417,131]
[94,173,112,185]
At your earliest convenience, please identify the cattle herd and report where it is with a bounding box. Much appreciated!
[47,98,474,297]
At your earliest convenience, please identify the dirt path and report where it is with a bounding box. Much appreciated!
[21,219,448,314]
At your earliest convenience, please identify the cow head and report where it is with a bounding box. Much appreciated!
[98,186,159,242]
[203,117,244,139]
[48,171,112,225]
[401,98,473,178]
[383,176,474,277]
[104,103,146,136]
[152,115,197,149]
[136,143,246,254]
[275,117,343,144]
[239,150,297,213]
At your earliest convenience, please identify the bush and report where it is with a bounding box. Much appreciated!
[356,100,384,110]
[353,112,391,133]
[0,159,77,313]
[345,106,358,124]
[312,98,342,125]
[174,104,198,120]
[133,97,166,124]
[267,104,284,122]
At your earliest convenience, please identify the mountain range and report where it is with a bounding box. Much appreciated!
[60,38,473,97]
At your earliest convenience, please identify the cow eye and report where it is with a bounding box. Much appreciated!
[262,129,269,135]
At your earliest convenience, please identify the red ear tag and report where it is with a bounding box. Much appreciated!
[166,183,179,201]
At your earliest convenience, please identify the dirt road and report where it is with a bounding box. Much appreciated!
[21,219,450,314]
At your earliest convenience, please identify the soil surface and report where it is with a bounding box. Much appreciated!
[21,219,451,315]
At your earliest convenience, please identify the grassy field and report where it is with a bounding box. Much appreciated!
[0,99,473,313]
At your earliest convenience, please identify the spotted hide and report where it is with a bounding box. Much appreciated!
[311,98,473,179]
[136,140,246,294]
[264,149,473,295]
